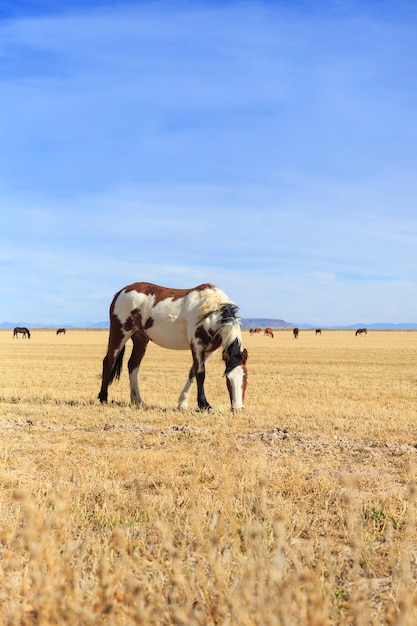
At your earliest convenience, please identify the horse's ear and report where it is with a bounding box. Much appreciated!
[242,348,248,363]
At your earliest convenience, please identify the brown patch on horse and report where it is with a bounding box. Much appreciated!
[109,311,125,344]
[144,317,154,331]
[123,316,135,332]
[123,309,146,333]
[195,324,222,351]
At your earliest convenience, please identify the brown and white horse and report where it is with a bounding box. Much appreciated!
[13,327,30,339]
[99,282,248,411]
[264,327,274,338]
[56,328,66,335]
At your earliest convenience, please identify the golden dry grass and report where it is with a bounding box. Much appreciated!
[1,328,417,625]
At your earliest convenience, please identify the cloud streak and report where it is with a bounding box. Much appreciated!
[1,1,417,325]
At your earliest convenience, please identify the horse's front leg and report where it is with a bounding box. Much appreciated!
[178,345,212,411]
[196,366,211,410]
[178,366,194,410]
[194,345,212,411]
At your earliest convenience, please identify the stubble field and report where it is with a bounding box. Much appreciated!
[0,328,417,625]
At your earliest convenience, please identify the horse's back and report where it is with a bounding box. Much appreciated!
[111,282,233,350]
[114,282,231,320]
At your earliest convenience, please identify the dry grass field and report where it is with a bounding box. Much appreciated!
[1,327,417,625]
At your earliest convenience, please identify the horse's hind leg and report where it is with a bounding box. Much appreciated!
[128,332,149,405]
[99,326,128,403]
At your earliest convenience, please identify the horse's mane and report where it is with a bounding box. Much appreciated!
[218,303,242,348]
[197,297,241,348]
[196,286,232,319]
[192,285,242,347]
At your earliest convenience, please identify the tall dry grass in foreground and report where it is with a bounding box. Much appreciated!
[0,328,417,625]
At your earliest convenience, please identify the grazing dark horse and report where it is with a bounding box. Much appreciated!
[249,328,262,335]
[355,328,368,336]
[293,327,299,339]
[264,327,274,338]
[13,327,31,339]
[99,282,248,411]
[56,328,66,335]
[315,329,322,335]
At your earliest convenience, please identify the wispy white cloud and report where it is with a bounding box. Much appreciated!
[1,1,417,324]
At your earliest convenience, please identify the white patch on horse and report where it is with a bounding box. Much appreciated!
[226,365,246,410]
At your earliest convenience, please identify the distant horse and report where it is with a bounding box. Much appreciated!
[249,328,262,335]
[13,327,31,339]
[264,327,274,338]
[99,282,248,411]
[355,328,368,336]
[56,328,66,335]
[315,329,322,336]
[293,327,299,339]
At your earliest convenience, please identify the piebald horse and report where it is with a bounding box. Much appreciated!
[99,282,248,411]
[13,327,31,339]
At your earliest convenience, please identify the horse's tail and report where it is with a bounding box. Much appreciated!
[27,329,31,339]
[109,345,125,384]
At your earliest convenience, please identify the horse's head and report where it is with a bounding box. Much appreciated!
[222,338,248,411]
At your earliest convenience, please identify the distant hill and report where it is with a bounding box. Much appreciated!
[0,321,104,329]
[243,321,417,331]
[241,318,294,329]
[0,321,56,329]
[2,320,417,331]
[334,322,417,331]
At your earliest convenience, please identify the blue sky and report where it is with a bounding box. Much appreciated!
[1,0,417,326]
